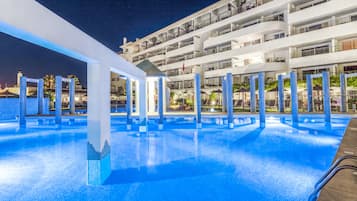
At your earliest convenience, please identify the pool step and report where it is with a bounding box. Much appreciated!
[349,127,357,131]
[343,151,354,155]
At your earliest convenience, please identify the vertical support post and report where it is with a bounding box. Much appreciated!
[306,74,313,112]
[278,74,284,113]
[19,76,27,127]
[55,76,62,125]
[69,78,75,115]
[147,79,156,113]
[290,71,299,124]
[322,71,331,122]
[139,79,148,134]
[340,73,347,112]
[87,63,111,185]
[249,75,256,113]
[126,78,132,130]
[194,73,202,128]
[222,77,227,113]
[258,72,265,128]
[226,73,234,129]
[135,80,140,113]
[158,77,164,130]
[37,79,44,115]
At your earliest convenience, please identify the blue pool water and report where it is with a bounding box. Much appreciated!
[0,115,349,201]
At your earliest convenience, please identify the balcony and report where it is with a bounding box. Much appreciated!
[204,20,286,48]
[290,0,329,13]
[292,13,357,35]
[204,43,232,56]
[289,0,357,24]
[166,53,195,65]
[292,45,330,58]
[160,19,357,71]
[166,44,195,58]
[290,40,357,68]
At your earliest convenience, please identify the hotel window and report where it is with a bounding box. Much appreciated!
[344,66,357,73]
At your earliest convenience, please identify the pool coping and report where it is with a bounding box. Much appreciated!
[318,118,357,201]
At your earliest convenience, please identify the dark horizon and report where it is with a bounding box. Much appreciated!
[0,0,217,88]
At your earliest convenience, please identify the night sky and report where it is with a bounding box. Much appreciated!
[0,0,217,87]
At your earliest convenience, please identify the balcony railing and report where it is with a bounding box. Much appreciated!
[293,45,330,58]
[210,14,284,38]
[265,57,286,63]
[292,13,357,35]
[180,40,194,48]
[167,44,179,52]
[290,0,329,13]
[293,39,357,58]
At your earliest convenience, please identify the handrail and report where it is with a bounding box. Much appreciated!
[314,155,357,188]
[308,165,357,201]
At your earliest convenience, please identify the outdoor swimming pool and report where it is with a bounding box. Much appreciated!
[0,115,349,201]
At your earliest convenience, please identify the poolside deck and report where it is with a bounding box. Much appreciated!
[318,118,357,201]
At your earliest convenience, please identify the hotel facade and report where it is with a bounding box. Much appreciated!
[120,0,357,112]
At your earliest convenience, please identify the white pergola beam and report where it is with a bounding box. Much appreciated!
[0,0,145,80]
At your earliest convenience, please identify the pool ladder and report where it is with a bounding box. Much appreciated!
[308,155,357,201]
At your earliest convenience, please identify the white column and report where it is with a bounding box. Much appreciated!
[87,63,111,185]
[139,79,148,134]
[55,76,62,125]
[135,80,140,114]
[147,78,156,113]
[331,38,337,52]
[69,78,76,114]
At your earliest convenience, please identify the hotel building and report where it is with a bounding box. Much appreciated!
[120,0,357,111]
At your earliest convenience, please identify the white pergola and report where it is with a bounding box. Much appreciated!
[0,0,147,185]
